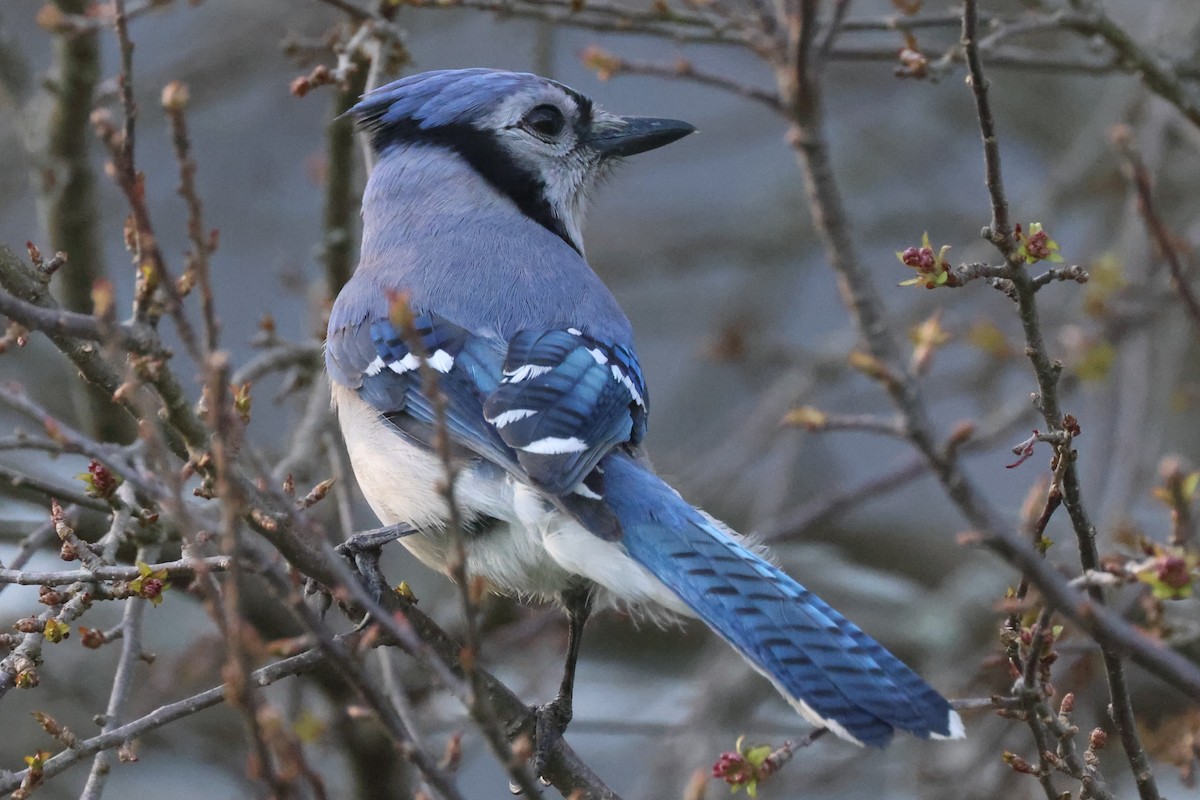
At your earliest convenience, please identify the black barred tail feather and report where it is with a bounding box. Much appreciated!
[579,453,964,747]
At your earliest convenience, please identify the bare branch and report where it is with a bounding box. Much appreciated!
[961,3,1162,797]
[0,462,108,512]
[0,555,234,587]
[1057,3,1200,130]
[582,49,781,110]
[0,647,327,794]
[1113,126,1200,335]
[80,546,155,799]
[163,81,220,353]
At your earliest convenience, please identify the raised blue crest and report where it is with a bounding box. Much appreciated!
[350,68,583,132]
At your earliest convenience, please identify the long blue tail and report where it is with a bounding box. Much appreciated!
[575,453,962,747]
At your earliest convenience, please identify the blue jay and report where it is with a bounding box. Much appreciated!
[325,68,963,776]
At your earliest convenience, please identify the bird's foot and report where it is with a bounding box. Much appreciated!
[339,524,415,601]
[533,696,572,779]
[508,697,571,793]
[306,525,415,621]
[302,576,332,618]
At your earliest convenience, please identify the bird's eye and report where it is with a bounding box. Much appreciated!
[523,105,566,138]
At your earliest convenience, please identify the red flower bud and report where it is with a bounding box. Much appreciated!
[712,751,750,784]
[139,578,164,601]
[1156,555,1191,589]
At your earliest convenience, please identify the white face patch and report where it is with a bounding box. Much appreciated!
[478,84,607,255]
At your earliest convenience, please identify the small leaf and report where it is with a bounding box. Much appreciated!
[1182,472,1200,501]
[43,618,70,643]
[744,744,773,768]
[848,351,894,383]
[782,406,827,429]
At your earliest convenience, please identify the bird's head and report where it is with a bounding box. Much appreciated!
[350,68,695,253]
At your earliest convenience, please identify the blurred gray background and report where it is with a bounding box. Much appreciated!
[0,0,1197,797]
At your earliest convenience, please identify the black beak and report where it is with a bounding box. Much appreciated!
[589,116,696,157]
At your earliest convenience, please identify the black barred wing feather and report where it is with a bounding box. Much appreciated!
[326,312,514,467]
[482,328,647,495]
[327,316,647,495]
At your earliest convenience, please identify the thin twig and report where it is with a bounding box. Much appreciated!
[961,4,1161,797]
[319,49,369,297]
[0,247,192,462]
[0,555,234,586]
[0,513,65,600]
[781,410,906,438]
[0,281,160,353]
[229,341,322,387]
[817,0,854,63]
[79,545,154,799]
[583,51,781,110]
[0,647,328,793]
[962,0,1012,251]
[395,297,543,797]
[319,543,470,701]
[260,560,469,800]
[164,80,220,353]
[0,462,108,511]
[1057,3,1200,130]
[1113,127,1200,334]
[206,352,294,798]
[99,0,204,363]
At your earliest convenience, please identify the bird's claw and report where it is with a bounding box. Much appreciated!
[504,698,570,795]
[507,776,552,795]
[303,576,333,618]
[332,524,416,607]
[304,525,414,619]
[532,696,571,787]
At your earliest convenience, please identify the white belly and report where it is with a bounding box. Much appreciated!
[332,384,689,616]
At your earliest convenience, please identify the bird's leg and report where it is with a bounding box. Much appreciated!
[305,524,416,618]
[531,584,594,782]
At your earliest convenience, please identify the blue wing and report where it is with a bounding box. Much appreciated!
[327,315,647,494]
[326,312,515,467]
[482,328,647,494]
